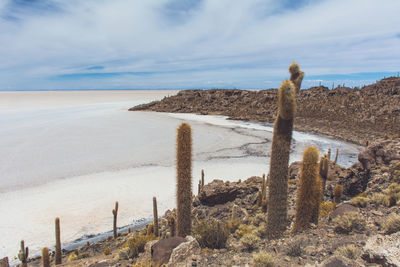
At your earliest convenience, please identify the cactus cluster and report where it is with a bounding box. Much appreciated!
[18,240,29,267]
[266,63,302,239]
[293,146,322,231]
[176,123,192,238]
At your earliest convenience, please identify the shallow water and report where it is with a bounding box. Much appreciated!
[0,91,361,262]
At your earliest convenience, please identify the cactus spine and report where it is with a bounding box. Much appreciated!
[293,146,321,231]
[176,123,192,237]
[112,201,118,239]
[18,240,29,267]
[42,247,50,267]
[333,148,339,164]
[289,62,305,94]
[266,79,297,239]
[320,156,329,198]
[153,197,159,237]
[334,185,343,203]
[55,217,61,265]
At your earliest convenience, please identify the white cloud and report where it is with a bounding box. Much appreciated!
[0,0,399,89]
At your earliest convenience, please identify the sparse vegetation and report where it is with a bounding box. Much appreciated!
[193,219,229,249]
[234,224,256,238]
[240,233,260,251]
[332,212,364,234]
[286,240,304,257]
[350,196,369,207]
[320,202,337,217]
[383,214,400,234]
[123,233,154,259]
[252,251,275,267]
[335,244,360,260]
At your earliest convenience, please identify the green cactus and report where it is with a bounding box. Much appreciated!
[55,217,62,265]
[176,123,192,237]
[320,156,329,198]
[289,62,305,94]
[333,148,339,164]
[153,197,159,237]
[293,146,322,231]
[18,240,29,267]
[42,247,50,267]
[266,79,297,239]
[112,201,119,239]
[334,185,343,203]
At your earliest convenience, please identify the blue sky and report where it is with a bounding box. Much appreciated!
[0,0,399,90]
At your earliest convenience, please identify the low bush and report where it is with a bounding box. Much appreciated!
[335,244,360,260]
[320,202,337,217]
[123,233,153,258]
[240,233,260,251]
[286,240,304,257]
[234,224,256,238]
[350,196,369,207]
[383,214,400,234]
[332,212,364,234]
[193,219,229,249]
[252,251,275,267]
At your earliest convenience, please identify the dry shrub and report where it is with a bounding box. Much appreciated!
[383,214,400,235]
[123,233,153,258]
[193,219,229,249]
[240,233,260,251]
[332,212,364,234]
[335,244,361,260]
[286,240,304,257]
[320,202,337,217]
[252,251,275,267]
[234,224,256,238]
[369,193,386,206]
[350,196,369,207]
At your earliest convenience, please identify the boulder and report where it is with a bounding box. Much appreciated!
[168,236,201,266]
[362,232,400,267]
[0,257,9,267]
[198,179,259,206]
[329,203,359,221]
[151,236,186,265]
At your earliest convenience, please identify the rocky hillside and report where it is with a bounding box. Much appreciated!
[130,77,400,145]
[14,138,400,267]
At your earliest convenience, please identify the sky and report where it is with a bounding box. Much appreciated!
[0,0,399,90]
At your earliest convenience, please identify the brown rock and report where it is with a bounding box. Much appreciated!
[151,236,186,265]
[0,257,9,267]
[168,236,201,266]
[319,255,363,267]
[362,232,400,267]
[329,203,359,221]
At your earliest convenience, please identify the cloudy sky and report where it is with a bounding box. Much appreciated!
[0,0,399,90]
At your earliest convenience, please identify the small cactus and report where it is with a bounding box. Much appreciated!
[201,169,205,188]
[320,156,329,198]
[168,215,176,237]
[333,148,339,164]
[55,217,62,265]
[113,201,119,239]
[334,185,344,203]
[176,123,193,237]
[327,148,331,161]
[18,240,29,267]
[289,62,305,94]
[42,247,50,267]
[153,197,159,237]
[232,204,238,221]
[293,146,321,231]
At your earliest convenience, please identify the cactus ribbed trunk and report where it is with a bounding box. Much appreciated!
[18,240,28,267]
[266,80,296,239]
[112,201,118,239]
[176,123,192,238]
[293,147,321,231]
[333,148,339,164]
[42,247,50,267]
[55,217,61,265]
[320,157,329,199]
[153,197,159,237]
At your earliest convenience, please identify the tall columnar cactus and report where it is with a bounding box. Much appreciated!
[201,169,205,188]
[55,217,62,265]
[42,247,50,267]
[327,148,331,161]
[176,123,192,237]
[18,240,29,267]
[320,156,329,198]
[334,185,343,203]
[168,215,176,237]
[289,62,305,94]
[333,148,339,164]
[293,146,321,231]
[112,201,118,239]
[266,79,297,239]
[153,197,159,237]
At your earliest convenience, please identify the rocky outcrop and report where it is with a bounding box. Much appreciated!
[151,237,186,265]
[0,258,9,267]
[130,77,400,144]
[318,255,363,267]
[168,236,201,266]
[362,232,400,267]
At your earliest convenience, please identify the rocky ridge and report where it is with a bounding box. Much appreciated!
[130,77,400,145]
